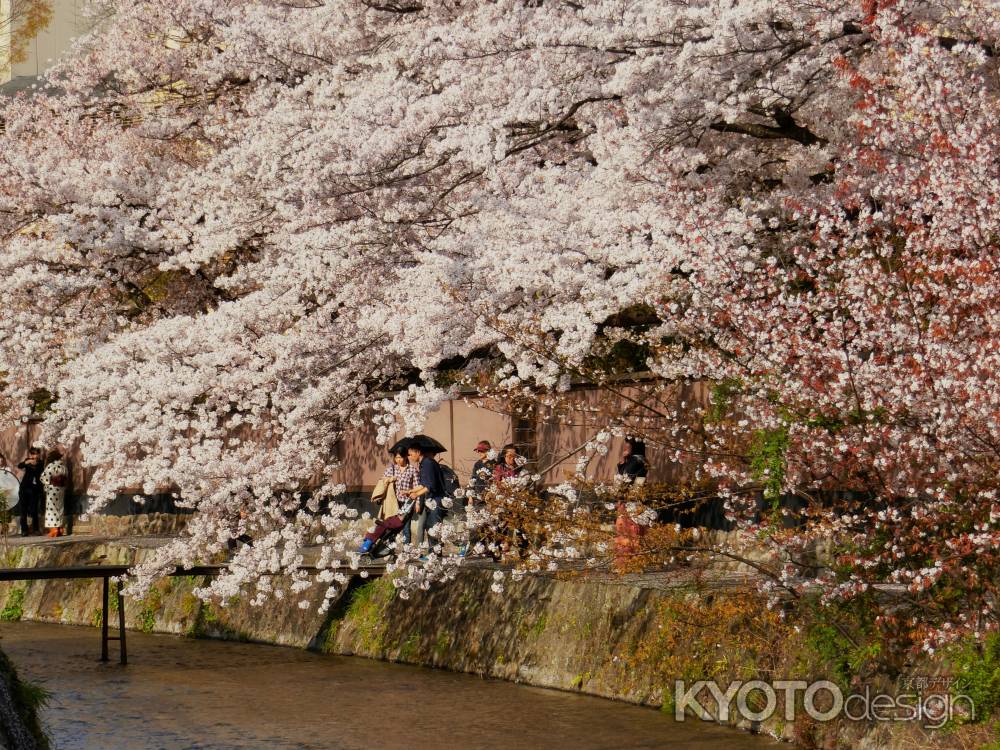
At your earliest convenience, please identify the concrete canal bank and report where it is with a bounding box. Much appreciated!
[0,537,991,749]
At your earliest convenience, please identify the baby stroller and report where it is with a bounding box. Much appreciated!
[360,498,416,560]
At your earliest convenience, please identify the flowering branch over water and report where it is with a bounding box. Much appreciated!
[0,0,998,652]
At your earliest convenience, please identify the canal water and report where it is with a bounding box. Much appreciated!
[1,622,784,750]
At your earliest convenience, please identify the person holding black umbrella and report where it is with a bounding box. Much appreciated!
[406,439,447,555]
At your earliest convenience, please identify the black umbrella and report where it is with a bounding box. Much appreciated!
[388,437,413,454]
[409,434,447,454]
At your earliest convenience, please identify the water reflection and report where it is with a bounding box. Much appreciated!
[2,622,784,750]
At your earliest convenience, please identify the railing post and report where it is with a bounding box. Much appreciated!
[117,579,127,666]
[100,577,109,662]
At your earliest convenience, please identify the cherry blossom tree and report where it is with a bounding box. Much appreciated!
[0,0,997,648]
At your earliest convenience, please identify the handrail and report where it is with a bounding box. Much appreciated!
[0,563,383,664]
[0,563,381,581]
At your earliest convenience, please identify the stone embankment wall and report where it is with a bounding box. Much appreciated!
[0,539,990,750]
[0,648,48,750]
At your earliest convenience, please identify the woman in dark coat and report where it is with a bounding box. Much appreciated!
[16,447,44,536]
[615,438,648,568]
[616,438,648,484]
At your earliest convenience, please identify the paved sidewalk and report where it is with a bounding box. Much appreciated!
[1,530,171,550]
[0,530,765,593]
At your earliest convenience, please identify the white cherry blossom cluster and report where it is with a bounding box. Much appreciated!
[0,1,997,645]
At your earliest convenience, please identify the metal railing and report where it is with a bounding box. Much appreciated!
[0,563,383,664]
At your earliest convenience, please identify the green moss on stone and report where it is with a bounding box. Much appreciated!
[529,613,548,638]
[138,588,163,634]
[951,631,1000,724]
[1,587,26,622]
[0,648,51,749]
[343,577,396,654]
[397,632,420,662]
[3,548,23,567]
[433,631,452,659]
[189,601,247,641]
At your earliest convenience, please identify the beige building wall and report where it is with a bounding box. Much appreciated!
[0,419,40,475]
[536,382,709,485]
[1,1,9,82]
[329,418,387,492]
[330,382,700,491]
[449,399,511,481]
[331,400,513,493]
[1,383,700,501]
[2,0,90,85]
[0,419,93,502]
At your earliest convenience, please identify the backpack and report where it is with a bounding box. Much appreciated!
[437,462,461,497]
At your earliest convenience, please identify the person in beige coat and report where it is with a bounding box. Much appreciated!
[359,446,417,554]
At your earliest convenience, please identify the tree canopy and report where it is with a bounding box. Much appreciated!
[1,0,998,648]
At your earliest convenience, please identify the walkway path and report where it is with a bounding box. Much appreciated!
[0,529,763,593]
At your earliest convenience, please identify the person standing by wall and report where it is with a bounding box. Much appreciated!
[468,440,495,501]
[616,438,648,484]
[16,447,43,536]
[614,438,648,569]
[377,445,417,521]
[493,443,522,484]
[615,438,649,485]
[41,449,68,538]
[460,440,496,557]
[490,444,527,558]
